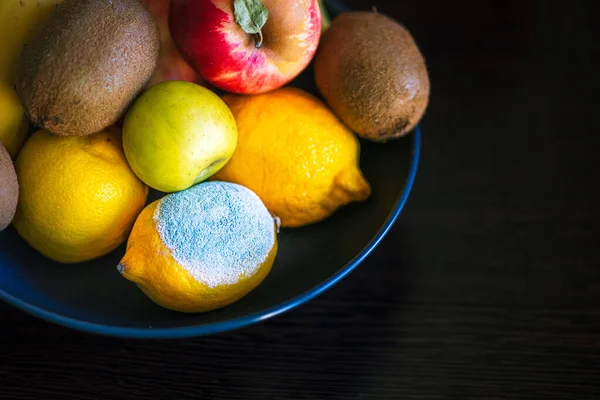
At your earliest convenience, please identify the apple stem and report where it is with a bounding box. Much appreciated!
[254,30,264,48]
[252,21,264,48]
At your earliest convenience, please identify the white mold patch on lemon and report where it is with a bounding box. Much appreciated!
[118,181,278,313]
[155,181,276,288]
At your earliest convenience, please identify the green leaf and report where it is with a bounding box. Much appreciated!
[234,0,269,35]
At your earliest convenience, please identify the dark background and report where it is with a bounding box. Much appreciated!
[2,0,599,398]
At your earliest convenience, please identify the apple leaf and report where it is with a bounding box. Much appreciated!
[234,0,269,35]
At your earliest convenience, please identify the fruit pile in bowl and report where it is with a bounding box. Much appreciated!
[0,0,429,337]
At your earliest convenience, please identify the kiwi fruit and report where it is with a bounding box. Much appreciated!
[0,143,18,232]
[15,0,160,137]
[314,11,430,141]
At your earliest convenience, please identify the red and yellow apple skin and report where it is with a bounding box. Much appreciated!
[169,0,322,94]
[141,0,205,88]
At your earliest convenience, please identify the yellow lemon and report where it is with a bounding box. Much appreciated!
[118,181,278,313]
[213,86,371,228]
[13,128,148,263]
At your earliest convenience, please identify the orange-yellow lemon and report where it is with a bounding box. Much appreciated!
[213,86,371,228]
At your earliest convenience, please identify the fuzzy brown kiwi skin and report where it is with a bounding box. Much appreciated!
[0,143,18,232]
[15,0,160,137]
[314,11,430,142]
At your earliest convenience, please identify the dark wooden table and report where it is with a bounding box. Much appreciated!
[2,0,599,398]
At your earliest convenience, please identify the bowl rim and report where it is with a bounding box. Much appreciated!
[0,126,421,338]
[1,0,423,337]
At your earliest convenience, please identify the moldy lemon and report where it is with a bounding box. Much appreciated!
[118,181,278,313]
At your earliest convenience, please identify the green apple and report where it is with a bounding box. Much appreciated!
[123,81,238,193]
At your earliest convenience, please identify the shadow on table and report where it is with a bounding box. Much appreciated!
[1,225,416,399]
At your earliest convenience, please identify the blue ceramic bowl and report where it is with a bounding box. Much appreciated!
[0,0,421,338]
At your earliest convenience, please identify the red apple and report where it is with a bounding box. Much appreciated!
[141,0,205,88]
[169,0,322,94]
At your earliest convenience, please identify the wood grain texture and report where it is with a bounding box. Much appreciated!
[2,0,600,398]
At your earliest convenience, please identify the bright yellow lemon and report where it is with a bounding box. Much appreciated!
[13,128,148,263]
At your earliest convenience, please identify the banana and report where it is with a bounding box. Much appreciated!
[0,0,63,158]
